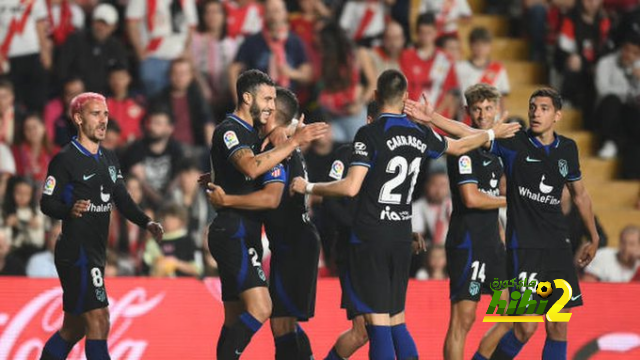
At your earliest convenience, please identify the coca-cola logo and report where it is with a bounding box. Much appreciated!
[0,287,165,360]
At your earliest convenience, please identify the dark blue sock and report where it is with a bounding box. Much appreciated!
[365,325,395,360]
[296,324,313,359]
[85,339,110,360]
[216,326,229,357]
[542,338,567,360]
[390,324,418,359]
[491,330,525,360]
[41,332,74,360]
[218,312,264,359]
[275,331,298,360]
[325,348,343,360]
[472,352,489,360]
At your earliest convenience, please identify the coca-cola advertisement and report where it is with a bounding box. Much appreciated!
[1,279,639,359]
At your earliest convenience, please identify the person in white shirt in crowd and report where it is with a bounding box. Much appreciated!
[339,0,386,45]
[368,21,405,76]
[26,220,61,278]
[126,0,198,96]
[412,169,453,246]
[419,0,472,37]
[583,225,640,282]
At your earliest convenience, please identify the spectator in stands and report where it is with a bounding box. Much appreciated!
[418,0,472,37]
[0,0,49,112]
[437,33,463,61]
[456,27,510,105]
[229,0,313,98]
[122,110,184,207]
[190,0,240,122]
[594,33,640,164]
[583,225,640,282]
[149,58,214,149]
[415,244,448,280]
[339,0,386,45]
[223,0,264,39]
[106,64,145,144]
[401,13,460,119]
[55,3,127,94]
[368,21,405,75]
[143,203,201,277]
[317,22,376,143]
[2,176,45,261]
[44,77,84,147]
[101,120,123,152]
[412,170,453,246]
[126,0,198,96]
[26,220,61,278]
[0,227,25,276]
[11,113,58,187]
[289,0,331,68]
[0,80,25,146]
[0,141,15,205]
[46,0,84,47]
[555,0,610,127]
[169,158,212,265]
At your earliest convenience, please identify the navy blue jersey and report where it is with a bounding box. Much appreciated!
[41,138,150,265]
[349,113,448,242]
[491,130,581,249]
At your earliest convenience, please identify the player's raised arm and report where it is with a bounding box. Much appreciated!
[445,115,520,156]
[291,165,369,198]
[405,93,482,138]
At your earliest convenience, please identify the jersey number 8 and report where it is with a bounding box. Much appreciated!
[91,267,104,287]
[379,156,421,205]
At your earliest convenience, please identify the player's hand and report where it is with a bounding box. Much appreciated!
[261,126,289,151]
[491,111,520,139]
[576,241,597,268]
[206,183,227,208]
[404,92,435,125]
[70,200,91,218]
[291,115,329,147]
[289,176,308,196]
[411,232,427,254]
[146,221,164,242]
[198,172,211,188]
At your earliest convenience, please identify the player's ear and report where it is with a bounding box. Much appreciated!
[242,92,253,106]
[374,89,380,102]
[554,109,561,123]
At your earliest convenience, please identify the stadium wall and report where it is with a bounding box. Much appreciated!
[0,278,638,360]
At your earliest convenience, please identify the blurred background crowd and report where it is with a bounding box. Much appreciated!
[0,0,639,283]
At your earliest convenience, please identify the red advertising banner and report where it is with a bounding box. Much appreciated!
[1,278,639,360]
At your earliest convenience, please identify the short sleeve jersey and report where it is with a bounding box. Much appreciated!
[446,148,503,248]
[350,114,448,242]
[41,139,126,265]
[490,130,581,249]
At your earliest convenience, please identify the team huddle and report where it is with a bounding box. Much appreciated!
[37,68,599,360]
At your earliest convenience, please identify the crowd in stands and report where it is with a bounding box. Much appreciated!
[0,0,638,282]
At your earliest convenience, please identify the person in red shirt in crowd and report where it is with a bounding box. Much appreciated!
[44,77,85,147]
[401,13,460,122]
[11,113,59,187]
[223,0,264,39]
[289,0,331,82]
[45,0,84,47]
[106,64,145,145]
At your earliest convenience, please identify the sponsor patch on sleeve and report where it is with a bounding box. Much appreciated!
[458,155,472,175]
[223,131,239,149]
[354,142,368,156]
[329,160,345,180]
[43,176,56,196]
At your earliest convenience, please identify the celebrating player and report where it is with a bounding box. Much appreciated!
[441,84,511,360]
[291,69,519,360]
[207,69,327,359]
[39,93,164,360]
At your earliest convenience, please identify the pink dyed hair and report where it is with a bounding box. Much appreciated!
[68,92,106,118]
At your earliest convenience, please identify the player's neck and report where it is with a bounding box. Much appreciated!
[77,135,100,154]
[533,130,556,145]
[234,109,254,127]
[379,106,403,115]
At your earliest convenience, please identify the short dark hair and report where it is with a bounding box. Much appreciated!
[0,79,14,93]
[464,83,500,107]
[236,69,275,107]
[107,118,121,133]
[158,202,188,224]
[469,26,492,44]
[145,108,174,125]
[275,86,299,126]
[376,69,407,106]
[108,62,129,75]
[416,12,436,30]
[176,157,201,174]
[367,100,380,119]
[529,87,563,110]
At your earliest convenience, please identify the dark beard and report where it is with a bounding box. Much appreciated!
[250,101,262,124]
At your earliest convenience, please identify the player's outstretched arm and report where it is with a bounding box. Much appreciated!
[404,93,481,138]
[445,116,520,156]
[290,165,369,198]
[230,118,329,180]
[206,182,285,210]
[459,183,506,210]
[567,179,599,268]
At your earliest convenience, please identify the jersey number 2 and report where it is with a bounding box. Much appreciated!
[379,157,421,204]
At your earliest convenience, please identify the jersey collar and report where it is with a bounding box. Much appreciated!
[378,113,422,133]
[227,113,256,133]
[526,129,560,154]
[71,136,102,160]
